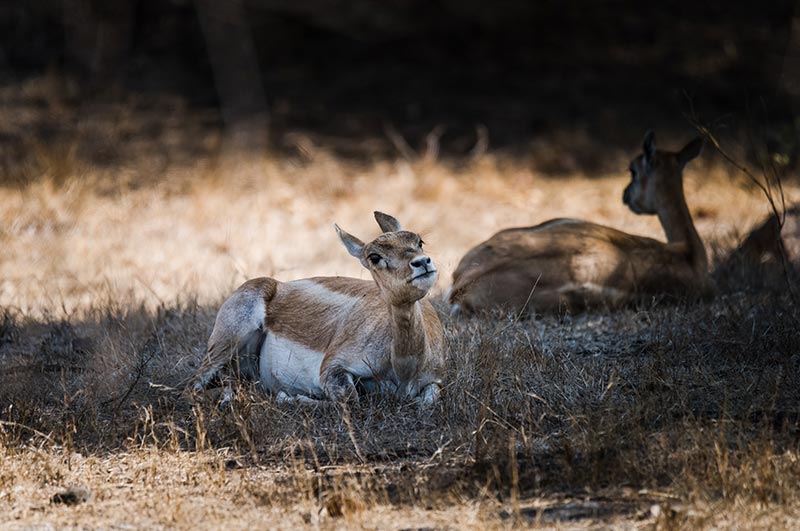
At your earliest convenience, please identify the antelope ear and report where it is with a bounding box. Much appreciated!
[677,137,703,168]
[642,129,656,166]
[374,211,402,233]
[334,224,365,259]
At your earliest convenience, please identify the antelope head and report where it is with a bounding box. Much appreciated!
[623,130,703,215]
[335,212,437,306]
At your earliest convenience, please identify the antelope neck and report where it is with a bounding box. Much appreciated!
[657,194,707,273]
[388,302,427,379]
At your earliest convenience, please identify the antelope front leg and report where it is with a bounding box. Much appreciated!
[320,366,358,402]
[276,391,326,406]
[417,382,441,406]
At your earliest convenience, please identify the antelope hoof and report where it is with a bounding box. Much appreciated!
[276,391,323,405]
[323,370,358,402]
[218,386,235,410]
[417,383,441,407]
[328,384,358,403]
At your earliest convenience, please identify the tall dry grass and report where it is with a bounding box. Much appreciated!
[1,133,790,317]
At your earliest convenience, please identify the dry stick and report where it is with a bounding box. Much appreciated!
[423,125,446,163]
[500,273,541,331]
[106,339,161,411]
[383,124,418,162]
[232,408,259,463]
[470,124,490,159]
[757,97,789,223]
[508,433,521,524]
[464,390,519,433]
[686,118,800,312]
[0,420,56,446]
[340,404,366,465]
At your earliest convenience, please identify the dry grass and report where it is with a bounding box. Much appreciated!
[1,91,800,529]
[1,139,790,317]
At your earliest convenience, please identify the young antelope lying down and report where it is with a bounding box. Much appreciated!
[191,212,444,405]
[448,130,712,316]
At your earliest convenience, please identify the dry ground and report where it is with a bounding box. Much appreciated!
[1,92,800,529]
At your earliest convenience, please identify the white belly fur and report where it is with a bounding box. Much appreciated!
[259,333,325,398]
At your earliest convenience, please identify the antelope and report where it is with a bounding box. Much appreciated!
[730,206,799,266]
[717,205,799,283]
[448,130,713,316]
[191,212,444,405]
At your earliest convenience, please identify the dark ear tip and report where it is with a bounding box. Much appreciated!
[687,137,704,152]
[643,129,656,152]
[677,136,704,165]
[374,211,402,233]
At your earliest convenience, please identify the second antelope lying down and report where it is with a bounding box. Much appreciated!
[727,205,800,267]
[448,131,714,315]
[192,212,444,405]
[717,205,800,284]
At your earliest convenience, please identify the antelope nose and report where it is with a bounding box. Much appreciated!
[410,256,431,269]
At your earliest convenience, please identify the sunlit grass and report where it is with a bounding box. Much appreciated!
[1,140,789,317]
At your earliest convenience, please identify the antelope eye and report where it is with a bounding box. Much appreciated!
[418,240,424,249]
[368,253,382,265]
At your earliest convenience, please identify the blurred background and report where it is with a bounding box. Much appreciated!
[2,0,799,175]
[1,0,799,313]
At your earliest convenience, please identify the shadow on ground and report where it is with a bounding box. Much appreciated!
[1,255,798,517]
